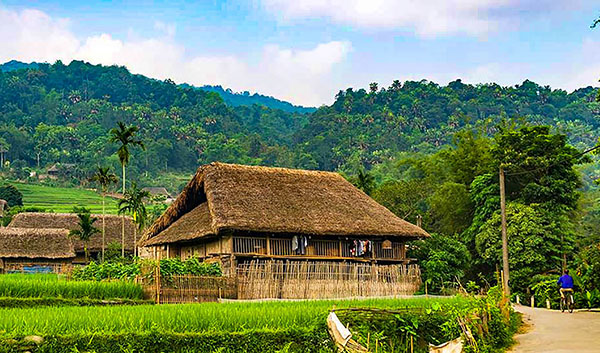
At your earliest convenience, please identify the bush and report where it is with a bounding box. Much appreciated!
[0,184,23,207]
[72,261,141,281]
[530,277,560,309]
[159,257,222,277]
[337,286,518,353]
[72,258,223,282]
[0,329,332,353]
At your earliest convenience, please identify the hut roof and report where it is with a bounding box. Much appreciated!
[8,213,136,252]
[0,227,74,259]
[142,187,171,197]
[142,162,430,246]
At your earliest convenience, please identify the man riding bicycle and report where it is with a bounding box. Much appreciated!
[557,269,574,300]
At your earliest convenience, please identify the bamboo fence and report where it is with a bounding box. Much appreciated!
[157,275,238,304]
[236,260,421,300]
[138,270,238,304]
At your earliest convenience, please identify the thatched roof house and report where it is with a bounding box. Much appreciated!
[143,187,171,197]
[141,163,428,264]
[0,227,74,260]
[9,213,136,252]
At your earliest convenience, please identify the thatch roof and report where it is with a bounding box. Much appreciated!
[143,187,171,197]
[8,213,136,252]
[143,163,430,246]
[0,227,74,259]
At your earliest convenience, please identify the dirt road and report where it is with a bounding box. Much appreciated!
[508,305,600,353]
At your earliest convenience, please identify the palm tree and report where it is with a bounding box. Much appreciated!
[90,166,118,262]
[109,122,145,256]
[69,208,100,263]
[118,182,150,257]
[355,169,375,196]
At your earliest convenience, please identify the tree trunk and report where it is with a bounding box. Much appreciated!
[134,226,137,258]
[102,193,106,263]
[121,164,126,258]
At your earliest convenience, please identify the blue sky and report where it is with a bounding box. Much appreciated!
[1,0,599,106]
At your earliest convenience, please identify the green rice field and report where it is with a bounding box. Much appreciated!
[0,274,143,300]
[10,182,121,214]
[0,296,470,336]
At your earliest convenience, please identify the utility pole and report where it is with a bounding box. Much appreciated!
[499,167,510,297]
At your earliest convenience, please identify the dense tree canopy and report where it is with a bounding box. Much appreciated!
[0,61,598,194]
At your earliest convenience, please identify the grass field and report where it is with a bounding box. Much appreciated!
[10,182,121,214]
[0,274,144,300]
[0,294,517,353]
[0,296,470,336]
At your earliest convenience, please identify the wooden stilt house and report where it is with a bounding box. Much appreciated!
[140,163,429,273]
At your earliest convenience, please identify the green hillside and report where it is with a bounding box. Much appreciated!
[10,182,120,214]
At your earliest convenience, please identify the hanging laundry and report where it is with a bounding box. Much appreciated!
[292,236,299,252]
[295,235,307,255]
[302,236,308,255]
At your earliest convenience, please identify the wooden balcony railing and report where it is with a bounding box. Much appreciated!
[233,237,267,255]
[233,236,406,261]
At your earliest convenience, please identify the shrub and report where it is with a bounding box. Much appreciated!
[72,258,223,282]
[337,287,518,353]
[0,329,332,353]
[0,184,23,207]
[71,261,141,281]
[160,257,223,277]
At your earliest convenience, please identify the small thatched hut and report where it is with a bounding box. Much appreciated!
[143,187,175,203]
[0,227,74,273]
[8,213,135,263]
[141,163,429,272]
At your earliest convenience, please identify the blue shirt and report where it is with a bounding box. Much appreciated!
[558,274,574,289]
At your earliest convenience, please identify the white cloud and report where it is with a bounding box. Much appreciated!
[0,8,79,63]
[260,0,571,37]
[0,7,350,106]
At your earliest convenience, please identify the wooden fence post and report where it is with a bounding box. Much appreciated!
[155,262,161,304]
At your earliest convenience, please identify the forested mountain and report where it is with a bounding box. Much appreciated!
[1,60,600,299]
[0,60,39,72]
[1,61,315,113]
[1,61,598,184]
[194,85,316,113]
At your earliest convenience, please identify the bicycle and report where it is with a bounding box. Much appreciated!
[559,289,575,313]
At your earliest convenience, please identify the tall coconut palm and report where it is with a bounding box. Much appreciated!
[355,169,375,196]
[118,182,150,257]
[109,122,145,256]
[69,208,100,263]
[90,166,118,262]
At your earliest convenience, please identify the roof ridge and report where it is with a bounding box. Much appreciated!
[13,212,131,218]
[209,162,343,178]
